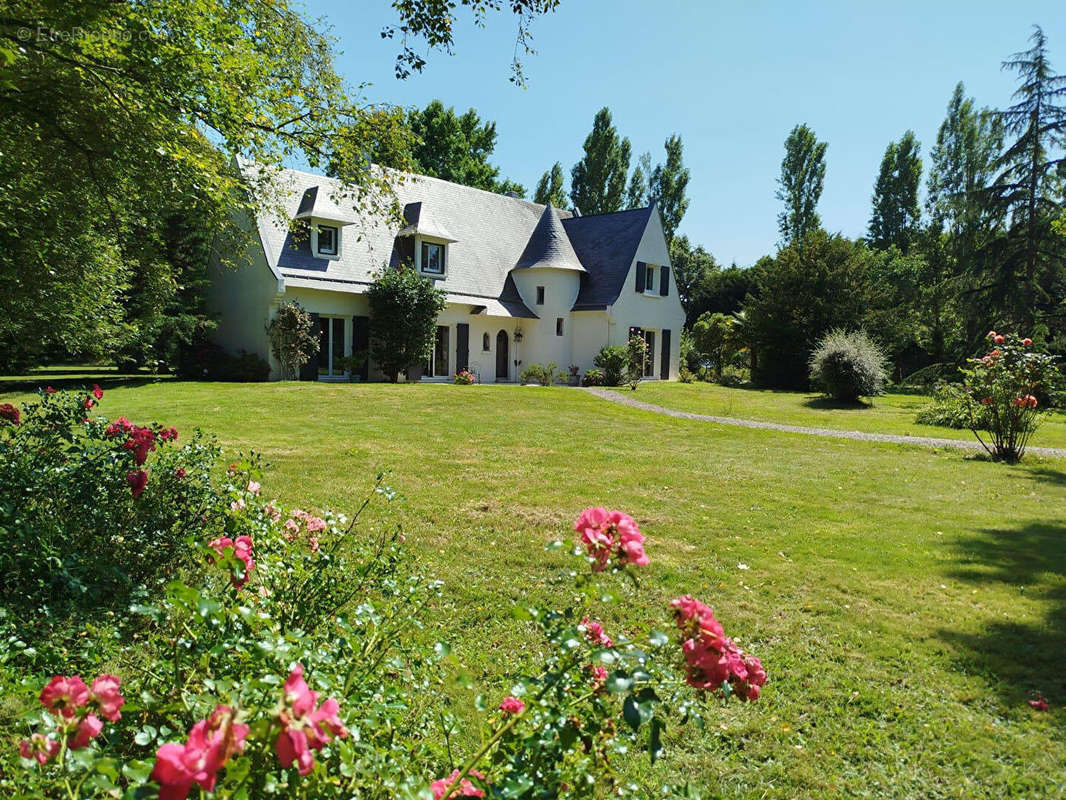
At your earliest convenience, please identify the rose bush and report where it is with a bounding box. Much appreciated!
[952,331,1058,462]
[1,390,767,799]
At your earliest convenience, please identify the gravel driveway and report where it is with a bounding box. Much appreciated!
[581,387,1066,459]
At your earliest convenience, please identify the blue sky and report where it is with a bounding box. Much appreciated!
[303,1,1065,267]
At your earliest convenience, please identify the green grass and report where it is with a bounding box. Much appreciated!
[631,380,1066,449]
[3,380,1066,798]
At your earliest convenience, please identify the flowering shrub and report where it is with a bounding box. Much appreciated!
[953,331,1058,462]
[454,369,476,385]
[626,334,650,390]
[0,388,221,610]
[2,392,767,798]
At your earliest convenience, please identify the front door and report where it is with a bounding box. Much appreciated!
[425,325,449,377]
[495,330,509,381]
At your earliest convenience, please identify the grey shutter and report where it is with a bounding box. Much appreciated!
[352,315,370,381]
[634,262,646,293]
[456,323,469,372]
[660,329,671,379]
[299,313,320,381]
[659,266,670,296]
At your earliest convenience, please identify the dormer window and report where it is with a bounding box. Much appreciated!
[316,225,338,257]
[416,237,448,279]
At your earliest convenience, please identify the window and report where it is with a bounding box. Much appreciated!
[556,317,564,336]
[482,332,491,351]
[536,286,545,305]
[316,225,338,256]
[424,325,449,377]
[645,265,656,293]
[421,241,445,275]
[317,317,346,378]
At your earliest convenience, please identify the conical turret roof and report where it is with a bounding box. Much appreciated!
[513,203,586,272]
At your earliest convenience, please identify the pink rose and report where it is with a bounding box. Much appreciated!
[19,734,59,765]
[275,664,347,776]
[247,480,260,494]
[92,384,103,400]
[581,617,613,648]
[90,674,124,721]
[70,714,103,749]
[498,696,525,715]
[431,769,487,799]
[993,334,1005,344]
[39,675,90,720]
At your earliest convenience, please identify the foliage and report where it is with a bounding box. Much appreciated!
[593,346,629,387]
[519,362,560,386]
[868,131,922,253]
[570,108,632,215]
[626,152,652,208]
[744,231,887,389]
[668,236,720,323]
[454,369,476,385]
[267,302,319,381]
[372,100,524,195]
[949,331,1058,461]
[534,162,568,208]
[626,335,650,390]
[985,26,1066,330]
[775,123,827,245]
[808,329,889,402]
[678,366,696,383]
[178,345,271,382]
[0,388,219,612]
[366,267,447,383]
[580,368,606,387]
[915,383,971,429]
[692,313,740,383]
[648,135,691,244]
[0,391,768,798]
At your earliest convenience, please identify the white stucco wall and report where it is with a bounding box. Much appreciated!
[510,268,583,373]
[606,210,686,379]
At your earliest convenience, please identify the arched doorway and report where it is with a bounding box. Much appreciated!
[495,330,509,381]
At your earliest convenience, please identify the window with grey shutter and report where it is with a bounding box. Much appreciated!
[635,262,646,293]
[659,266,670,296]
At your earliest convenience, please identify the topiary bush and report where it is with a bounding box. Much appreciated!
[808,329,888,402]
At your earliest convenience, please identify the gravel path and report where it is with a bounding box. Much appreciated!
[581,387,1066,459]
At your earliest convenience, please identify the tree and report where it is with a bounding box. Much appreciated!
[366,267,447,382]
[743,231,887,389]
[669,235,719,323]
[986,25,1066,329]
[570,108,631,215]
[394,100,525,195]
[868,131,922,253]
[534,162,568,207]
[692,312,739,382]
[267,301,319,381]
[924,82,1004,359]
[775,124,827,245]
[649,135,691,244]
[627,152,652,208]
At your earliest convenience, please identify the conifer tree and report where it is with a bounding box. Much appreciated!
[868,131,922,253]
[570,108,631,215]
[775,124,827,245]
[534,162,568,207]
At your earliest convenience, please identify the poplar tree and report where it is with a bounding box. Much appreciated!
[626,152,652,208]
[649,134,691,244]
[534,162,568,207]
[775,124,827,246]
[570,108,631,215]
[868,131,922,253]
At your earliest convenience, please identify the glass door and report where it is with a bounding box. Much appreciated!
[425,325,450,377]
[317,317,347,378]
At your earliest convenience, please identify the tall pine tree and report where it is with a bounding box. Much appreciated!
[775,124,827,246]
[988,25,1066,329]
[570,108,631,215]
[868,131,922,253]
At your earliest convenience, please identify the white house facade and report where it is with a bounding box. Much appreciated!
[207,165,685,382]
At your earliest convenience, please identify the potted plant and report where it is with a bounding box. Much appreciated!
[567,364,581,386]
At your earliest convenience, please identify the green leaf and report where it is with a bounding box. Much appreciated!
[623,694,642,731]
[648,629,670,648]
[605,672,633,694]
[649,717,665,764]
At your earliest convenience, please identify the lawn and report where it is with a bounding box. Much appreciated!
[630,381,1066,450]
[3,380,1065,798]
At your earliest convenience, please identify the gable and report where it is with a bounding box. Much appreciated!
[563,207,654,310]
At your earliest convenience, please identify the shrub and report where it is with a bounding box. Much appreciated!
[266,301,318,380]
[177,344,270,381]
[678,366,695,383]
[454,369,475,385]
[626,334,650,390]
[1,394,770,798]
[367,266,447,382]
[692,312,739,382]
[593,345,628,386]
[519,362,559,386]
[915,383,970,429]
[581,368,606,387]
[808,329,888,402]
[0,388,222,611]
[950,331,1057,462]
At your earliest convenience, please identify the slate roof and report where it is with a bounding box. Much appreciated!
[565,206,655,310]
[250,164,652,313]
[294,186,357,224]
[513,204,586,273]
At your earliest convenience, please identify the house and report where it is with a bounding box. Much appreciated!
[207,165,684,382]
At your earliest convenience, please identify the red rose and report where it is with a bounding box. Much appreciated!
[92,384,103,400]
[1023,338,1033,346]
[127,470,149,498]
[0,403,19,425]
